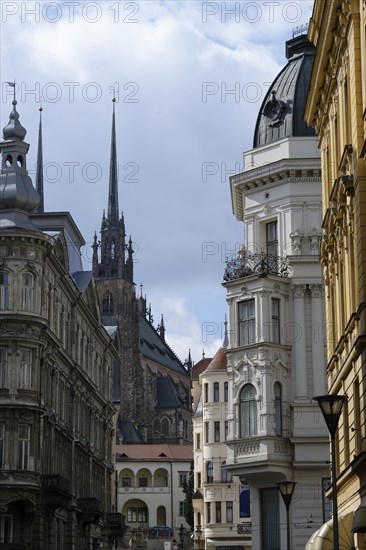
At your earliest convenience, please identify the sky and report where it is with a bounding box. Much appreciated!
[1,0,314,363]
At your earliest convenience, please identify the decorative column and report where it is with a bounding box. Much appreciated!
[291,285,308,400]
[309,284,326,395]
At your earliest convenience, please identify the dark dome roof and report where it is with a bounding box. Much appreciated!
[253,35,315,148]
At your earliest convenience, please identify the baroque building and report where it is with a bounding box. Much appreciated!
[223,35,330,550]
[0,99,120,547]
[192,346,251,550]
[91,99,192,447]
[304,0,366,545]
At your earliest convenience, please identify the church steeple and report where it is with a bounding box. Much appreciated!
[108,98,119,226]
[35,106,44,213]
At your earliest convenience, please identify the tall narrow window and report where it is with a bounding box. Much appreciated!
[274,382,282,436]
[0,348,8,389]
[238,299,256,346]
[0,272,9,311]
[197,472,201,488]
[240,384,257,437]
[18,424,31,470]
[214,421,220,442]
[206,502,211,523]
[261,488,280,549]
[205,422,210,443]
[266,221,278,256]
[221,461,231,483]
[215,502,221,523]
[196,432,201,450]
[213,382,219,402]
[204,383,208,403]
[0,424,4,468]
[206,462,213,483]
[102,291,114,317]
[224,381,228,402]
[19,349,32,390]
[21,273,34,311]
[0,515,13,543]
[225,420,229,439]
[271,298,280,344]
[226,501,233,523]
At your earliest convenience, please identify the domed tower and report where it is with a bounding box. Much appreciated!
[223,34,329,550]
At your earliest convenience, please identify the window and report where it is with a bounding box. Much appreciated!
[266,221,278,256]
[221,462,231,483]
[206,502,211,523]
[322,478,331,522]
[122,477,131,487]
[102,291,113,317]
[214,421,220,442]
[162,417,169,435]
[238,300,256,346]
[0,424,4,468]
[224,381,228,402]
[261,488,280,549]
[0,349,8,389]
[127,507,147,523]
[213,382,219,402]
[216,501,221,523]
[196,432,201,450]
[225,421,229,439]
[179,472,188,487]
[206,462,213,483]
[271,298,280,344]
[204,383,208,403]
[21,273,34,311]
[197,472,201,488]
[226,501,233,523]
[138,477,147,487]
[18,424,31,470]
[0,515,13,543]
[239,384,257,437]
[179,501,185,516]
[19,349,32,389]
[205,422,210,443]
[274,382,282,436]
[240,484,250,518]
[0,272,9,311]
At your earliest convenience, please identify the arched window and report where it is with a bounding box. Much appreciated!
[239,384,257,437]
[221,461,231,483]
[153,418,161,435]
[274,382,282,436]
[206,461,214,483]
[0,272,9,311]
[102,292,114,317]
[162,418,169,436]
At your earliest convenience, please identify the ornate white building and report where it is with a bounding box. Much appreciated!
[192,349,251,550]
[223,35,330,550]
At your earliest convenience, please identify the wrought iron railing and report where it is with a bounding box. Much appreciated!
[77,497,101,513]
[224,253,290,282]
[41,474,71,494]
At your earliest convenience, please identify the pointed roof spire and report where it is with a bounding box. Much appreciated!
[186,349,193,374]
[3,82,27,141]
[202,349,205,359]
[107,97,119,225]
[159,314,166,340]
[223,315,229,348]
[35,106,44,212]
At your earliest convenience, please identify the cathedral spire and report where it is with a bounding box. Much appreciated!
[35,106,44,212]
[107,97,119,225]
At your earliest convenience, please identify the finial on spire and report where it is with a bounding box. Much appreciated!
[107,96,119,225]
[202,349,205,359]
[140,283,143,297]
[35,104,44,212]
[159,314,166,340]
[3,82,27,141]
[185,349,193,374]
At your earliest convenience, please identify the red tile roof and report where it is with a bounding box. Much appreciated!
[116,444,193,461]
[191,358,212,381]
[205,347,227,372]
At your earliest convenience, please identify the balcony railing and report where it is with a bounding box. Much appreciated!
[41,475,71,495]
[78,497,102,513]
[224,253,290,282]
[119,486,170,493]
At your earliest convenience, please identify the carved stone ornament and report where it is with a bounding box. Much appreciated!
[291,284,307,298]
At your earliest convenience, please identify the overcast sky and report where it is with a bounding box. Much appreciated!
[1,0,314,363]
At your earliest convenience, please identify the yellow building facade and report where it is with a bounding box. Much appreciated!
[304,0,366,546]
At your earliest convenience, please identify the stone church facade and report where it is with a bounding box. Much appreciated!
[92,100,192,446]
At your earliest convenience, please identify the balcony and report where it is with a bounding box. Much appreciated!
[105,512,127,537]
[77,497,102,526]
[41,475,72,510]
[223,253,290,282]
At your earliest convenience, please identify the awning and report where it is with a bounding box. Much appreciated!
[206,539,251,547]
[305,512,354,549]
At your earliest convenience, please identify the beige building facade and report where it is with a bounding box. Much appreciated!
[304,0,366,546]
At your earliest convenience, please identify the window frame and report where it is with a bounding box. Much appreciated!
[206,461,214,483]
[21,272,34,312]
[239,384,258,437]
[0,423,4,469]
[18,424,31,470]
[271,297,280,344]
[238,299,256,346]
[19,348,33,390]
[226,501,233,523]
[224,381,228,402]
[0,348,8,389]
[266,220,278,257]
[213,382,219,402]
[274,382,282,436]
[214,421,220,442]
[0,271,9,311]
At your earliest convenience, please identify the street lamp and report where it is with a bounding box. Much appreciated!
[315,394,347,550]
[277,480,297,550]
[195,523,202,550]
[178,524,185,550]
